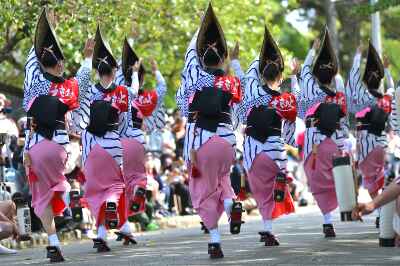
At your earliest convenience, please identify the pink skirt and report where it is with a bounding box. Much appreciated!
[248,153,278,220]
[188,136,235,229]
[121,138,147,217]
[28,140,70,218]
[358,146,385,194]
[83,144,126,227]
[304,138,339,214]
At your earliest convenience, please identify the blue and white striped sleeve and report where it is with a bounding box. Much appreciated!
[347,52,376,113]
[282,120,296,147]
[176,30,200,118]
[155,71,167,109]
[236,78,272,124]
[23,47,44,111]
[386,69,399,133]
[115,61,126,86]
[230,59,244,81]
[144,71,167,131]
[76,83,95,131]
[300,49,319,101]
[23,79,50,112]
[23,47,41,92]
[75,58,92,95]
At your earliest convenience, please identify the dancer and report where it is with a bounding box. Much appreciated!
[298,28,347,238]
[176,3,243,259]
[347,42,398,226]
[78,26,135,252]
[115,38,167,228]
[22,9,92,262]
[238,25,297,246]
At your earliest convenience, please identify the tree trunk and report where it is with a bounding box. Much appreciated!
[323,0,340,61]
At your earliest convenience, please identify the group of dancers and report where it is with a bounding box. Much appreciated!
[22,3,400,263]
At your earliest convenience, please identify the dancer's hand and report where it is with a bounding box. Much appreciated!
[290,58,300,75]
[383,55,390,68]
[83,38,95,59]
[312,39,320,50]
[230,42,240,60]
[150,59,158,74]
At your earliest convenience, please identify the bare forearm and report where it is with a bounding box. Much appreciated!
[374,182,400,209]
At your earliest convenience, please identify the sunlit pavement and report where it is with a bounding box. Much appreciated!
[1,202,399,266]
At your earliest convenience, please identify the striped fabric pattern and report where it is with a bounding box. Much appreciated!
[239,59,296,171]
[346,52,399,162]
[176,31,240,162]
[114,65,167,145]
[299,49,347,161]
[81,130,123,167]
[23,47,91,150]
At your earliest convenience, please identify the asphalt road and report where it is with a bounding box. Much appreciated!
[1,206,399,266]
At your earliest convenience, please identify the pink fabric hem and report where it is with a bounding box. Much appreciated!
[188,136,235,229]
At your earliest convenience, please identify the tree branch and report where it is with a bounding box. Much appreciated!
[0,29,26,64]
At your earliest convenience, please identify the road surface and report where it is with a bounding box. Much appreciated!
[1,206,399,265]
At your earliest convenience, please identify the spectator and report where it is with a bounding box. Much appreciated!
[0,200,18,254]
[171,114,185,159]
[166,166,193,215]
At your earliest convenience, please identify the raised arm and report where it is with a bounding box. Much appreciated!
[347,48,376,114]
[300,45,321,101]
[23,47,45,111]
[24,47,42,90]
[236,60,272,124]
[151,60,167,109]
[383,59,400,133]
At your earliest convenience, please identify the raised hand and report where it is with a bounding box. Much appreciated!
[47,9,57,28]
[356,43,363,55]
[383,55,390,68]
[150,58,158,74]
[312,38,321,50]
[83,38,95,59]
[230,41,240,60]
[289,58,300,75]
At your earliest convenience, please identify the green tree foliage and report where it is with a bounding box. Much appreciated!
[295,0,400,82]
[0,0,307,107]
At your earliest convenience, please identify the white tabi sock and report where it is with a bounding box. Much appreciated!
[223,198,233,217]
[48,233,60,247]
[97,225,107,240]
[209,228,221,244]
[323,213,333,224]
[119,221,132,234]
[263,219,273,233]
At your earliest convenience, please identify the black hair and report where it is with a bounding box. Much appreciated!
[203,48,221,67]
[262,63,281,82]
[97,60,113,77]
[366,72,381,91]
[41,49,59,68]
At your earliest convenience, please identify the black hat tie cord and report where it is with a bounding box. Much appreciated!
[202,42,222,65]
[97,56,109,70]
[41,45,58,62]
